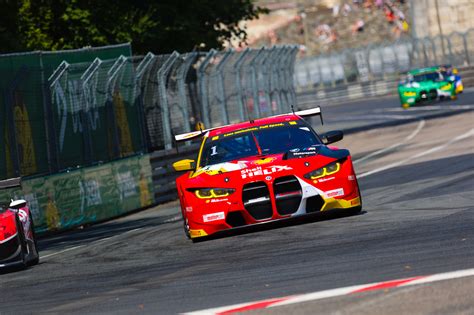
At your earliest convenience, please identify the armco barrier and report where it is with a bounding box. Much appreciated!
[0,154,154,234]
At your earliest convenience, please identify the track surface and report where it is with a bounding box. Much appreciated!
[1,92,473,314]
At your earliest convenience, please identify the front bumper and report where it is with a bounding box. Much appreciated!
[187,175,361,239]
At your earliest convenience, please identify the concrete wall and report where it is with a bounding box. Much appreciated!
[412,0,474,38]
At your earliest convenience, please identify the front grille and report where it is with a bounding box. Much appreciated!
[306,195,325,213]
[274,176,302,215]
[242,182,273,220]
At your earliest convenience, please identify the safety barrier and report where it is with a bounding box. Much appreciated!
[0,154,154,234]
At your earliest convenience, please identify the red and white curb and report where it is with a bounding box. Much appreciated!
[185,267,474,314]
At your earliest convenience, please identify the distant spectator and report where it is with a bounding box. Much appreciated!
[352,19,365,34]
[384,6,395,23]
[333,4,340,17]
[375,0,384,8]
[342,3,352,16]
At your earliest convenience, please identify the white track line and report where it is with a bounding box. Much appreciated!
[41,245,84,259]
[185,268,474,314]
[354,119,425,165]
[358,128,474,178]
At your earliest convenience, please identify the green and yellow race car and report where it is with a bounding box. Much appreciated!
[398,67,457,109]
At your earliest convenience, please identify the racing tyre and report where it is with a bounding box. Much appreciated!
[183,218,191,239]
[27,213,39,266]
[15,215,28,268]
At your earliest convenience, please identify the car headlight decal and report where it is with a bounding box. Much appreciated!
[193,188,235,199]
[403,91,417,97]
[304,161,341,180]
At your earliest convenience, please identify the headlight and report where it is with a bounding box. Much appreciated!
[194,188,235,199]
[440,83,452,91]
[304,162,341,180]
[403,91,417,97]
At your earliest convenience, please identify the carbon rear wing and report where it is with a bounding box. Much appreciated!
[174,106,323,143]
[0,177,21,190]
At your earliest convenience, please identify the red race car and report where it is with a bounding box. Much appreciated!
[0,178,39,268]
[173,107,362,241]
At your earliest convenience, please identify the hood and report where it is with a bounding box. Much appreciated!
[184,145,349,186]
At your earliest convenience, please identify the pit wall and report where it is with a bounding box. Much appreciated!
[0,154,154,234]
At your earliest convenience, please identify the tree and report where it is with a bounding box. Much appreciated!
[1,0,267,54]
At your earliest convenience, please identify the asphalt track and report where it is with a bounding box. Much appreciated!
[1,92,473,315]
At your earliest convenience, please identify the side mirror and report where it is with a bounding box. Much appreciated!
[173,159,195,172]
[321,130,343,144]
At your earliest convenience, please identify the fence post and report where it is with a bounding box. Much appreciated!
[288,46,299,108]
[177,53,197,138]
[157,51,179,150]
[462,32,470,65]
[233,48,250,121]
[216,50,233,125]
[135,52,156,152]
[197,50,216,129]
[250,47,265,119]
[269,47,285,114]
[106,55,128,158]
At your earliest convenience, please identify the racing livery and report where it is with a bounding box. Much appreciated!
[438,64,463,94]
[398,66,457,109]
[0,178,39,268]
[173,107,362,241]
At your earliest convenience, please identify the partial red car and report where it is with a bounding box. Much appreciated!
[173,107,362,241]
[0,178,39,268]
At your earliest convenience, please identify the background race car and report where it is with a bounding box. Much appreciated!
[398,67,458,108]
[0,178,39,269]
[173,107,362,241]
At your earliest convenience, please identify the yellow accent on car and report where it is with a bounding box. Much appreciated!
[456,84,464,94]
[195,188,234,199]
[321,197,361,211]
[289,121,297,125]
[173,159,195,172]
[189,229,208,238]
[403,91,417,97]
[308,162,340,180]
[440,83,452,91]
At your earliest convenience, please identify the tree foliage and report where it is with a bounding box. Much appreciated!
[0,0,267,54]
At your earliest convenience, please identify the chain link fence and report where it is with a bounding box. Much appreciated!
[0,45,299,179]
[295,29,474,90]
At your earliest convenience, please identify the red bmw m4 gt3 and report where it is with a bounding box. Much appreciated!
[173,107,362,241]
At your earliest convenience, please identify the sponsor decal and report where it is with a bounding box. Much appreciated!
[241,165,292,179]
[223,123,287,138]
[185,206,193,212]
[203,212,225,222]
[265,176,272,181]
[326,188,344,198]
[116,171,138,200]
[289,121,297,125]
[348,175,355,181]
[316,176,335,183]
[212,136,219,141]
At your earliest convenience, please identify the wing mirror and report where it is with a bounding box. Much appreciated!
[321,130,343,144]
[173,159,195,172]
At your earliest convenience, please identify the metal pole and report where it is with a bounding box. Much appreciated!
[216,50,233,125]
[157,51,179,150]
[197,49,216,128]
[233,48,250,121]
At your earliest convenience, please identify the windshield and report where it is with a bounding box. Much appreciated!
[412,72,444,82]
[199,121,321,167]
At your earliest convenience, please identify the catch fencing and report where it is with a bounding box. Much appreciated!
[0,45,299,181]
[295,28,474,91]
